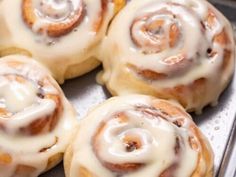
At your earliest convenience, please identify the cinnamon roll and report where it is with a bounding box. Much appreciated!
[64,95,214,177]
[0,55,78,177]
[99,0,235,113]
[0,0,125,83]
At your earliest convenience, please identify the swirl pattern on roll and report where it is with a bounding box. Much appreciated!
[0,55,77,177]
[22,0,86,37]
[99,0,235,113]
[64,95,213,177]
[0,0,126,83]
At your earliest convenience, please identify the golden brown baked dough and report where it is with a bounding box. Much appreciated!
[99,0,235,113]
[0,55,78,177]
[64,95,214,177]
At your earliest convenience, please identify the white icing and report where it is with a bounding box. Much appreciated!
[99,0,235,112]
[0,0,116,83]
[69,95,201,177]
[3,99,56,135]
[0,55,78,177]
[0,77,38,113]
[34,0,75,22]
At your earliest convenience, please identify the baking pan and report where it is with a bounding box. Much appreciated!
[40,1,236,177]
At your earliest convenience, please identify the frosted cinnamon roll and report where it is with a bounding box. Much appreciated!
[0,0,125,83]
[0,55,78,177]
[64,95,214,177]
[99,0,235,113]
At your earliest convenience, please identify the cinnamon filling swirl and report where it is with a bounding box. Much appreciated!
[67,95,213,177]
[128,3,232,80]
[131,8,182,54]
[0,62,63,135]
[22,0,112,37]
[22,0,85,37]
[99,0,234,113]
[0,55,78,177]
[91,103,200,176]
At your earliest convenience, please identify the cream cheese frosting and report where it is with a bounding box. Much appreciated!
[65,95,214,177]
[99,0,235,113]
[0,0,117,83]
[0,55,78,177]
